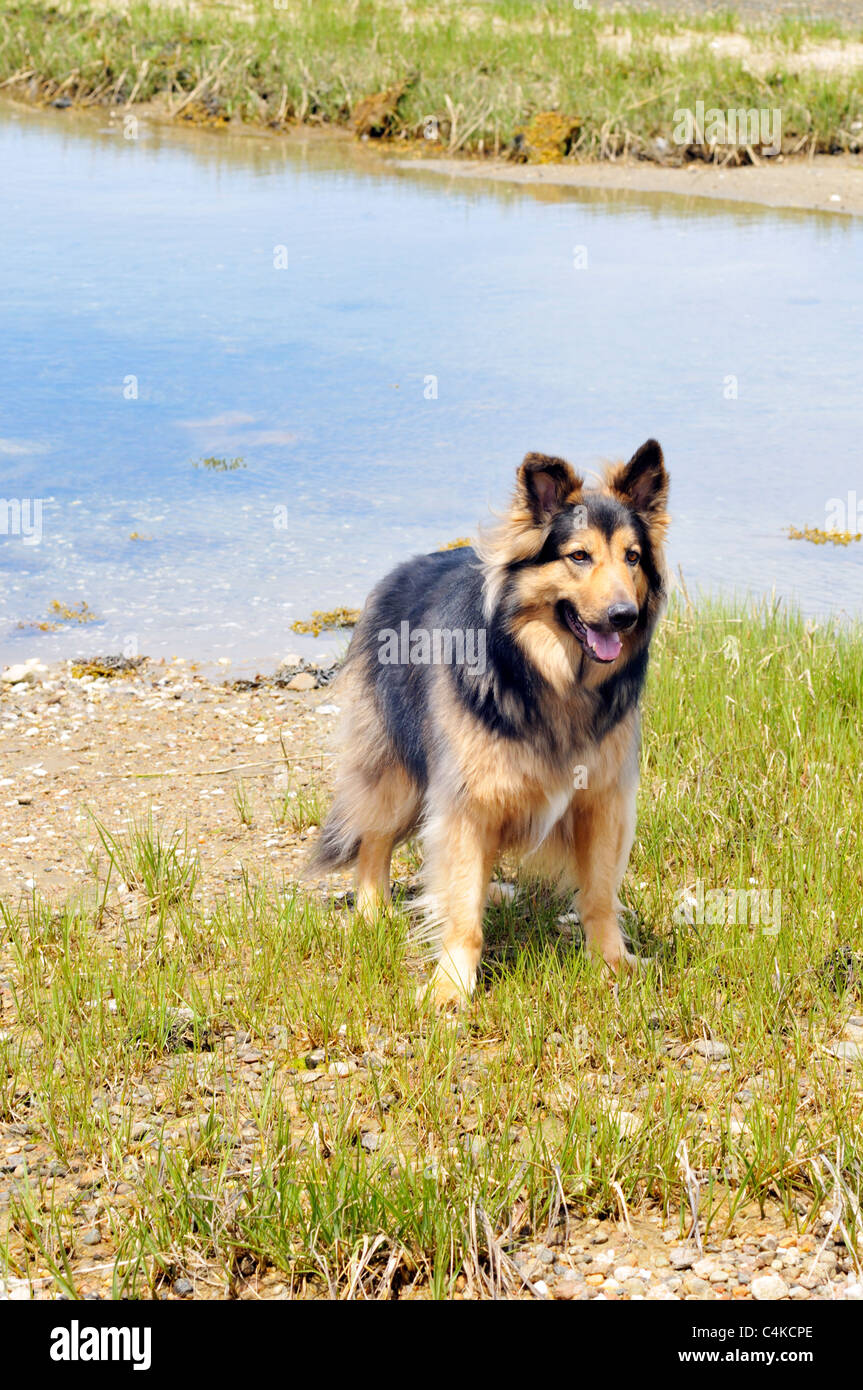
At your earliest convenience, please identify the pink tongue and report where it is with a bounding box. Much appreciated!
[585,627,622,662]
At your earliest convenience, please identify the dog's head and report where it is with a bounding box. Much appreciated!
[481,441,669,682]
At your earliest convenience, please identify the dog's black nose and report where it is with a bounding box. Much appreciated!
[607,603,638,631]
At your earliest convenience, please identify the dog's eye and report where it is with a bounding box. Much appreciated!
[569,549,591,564]
[626,549,641,566]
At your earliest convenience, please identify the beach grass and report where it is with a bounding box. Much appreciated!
[0,1,861,160]
[1,595,862,1297]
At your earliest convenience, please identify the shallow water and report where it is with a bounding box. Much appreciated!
[1,103,861,674]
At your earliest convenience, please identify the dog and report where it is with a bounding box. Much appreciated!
[312,439,669,1006]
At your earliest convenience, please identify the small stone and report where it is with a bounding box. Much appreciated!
[670,1247,695,1270]
[609,1108,640,1136]
[81,1227,101,1246]
[532,1280,550,1298]
[173,1278,194,1297]
[2,660,47,685]
[286,672,317,691]
[555,1280,579,1300]
[683,1275,711,1296]
[693,1039,729,1060]
[828,1040,863,1063]
[751,1273,788,1300]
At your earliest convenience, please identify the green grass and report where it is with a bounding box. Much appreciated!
[0,1,861,159]
[1,597,862,1298]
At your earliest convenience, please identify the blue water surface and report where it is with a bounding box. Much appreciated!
[1,103,861,671]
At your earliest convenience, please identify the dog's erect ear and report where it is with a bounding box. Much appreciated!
[608,439,669,520]
[517,453,582,525]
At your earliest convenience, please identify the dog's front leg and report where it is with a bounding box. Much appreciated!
[423,808,498,1008]
[571,785,638,975]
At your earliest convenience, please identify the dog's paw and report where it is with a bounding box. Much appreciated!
[587,932,640,977]
[418,960,474,1011]
[613,945,641,976]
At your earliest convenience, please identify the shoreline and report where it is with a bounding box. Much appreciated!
[394,148,863,217]
[4,92,862,217]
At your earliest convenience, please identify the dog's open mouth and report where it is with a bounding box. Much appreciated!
[560,601,622,664]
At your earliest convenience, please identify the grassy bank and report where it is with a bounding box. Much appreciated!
[1,1,862,161]
[1,597,862,1298]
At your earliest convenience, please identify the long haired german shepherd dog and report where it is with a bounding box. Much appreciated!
[312,440,669,1007]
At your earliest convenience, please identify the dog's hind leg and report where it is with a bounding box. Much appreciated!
[422,806,499,1008]
[353,766,420,917]
[355,833,395,916]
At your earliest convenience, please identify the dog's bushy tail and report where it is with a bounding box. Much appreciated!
[308,801,361,873]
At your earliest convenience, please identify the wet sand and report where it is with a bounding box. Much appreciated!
[394,150,863,218]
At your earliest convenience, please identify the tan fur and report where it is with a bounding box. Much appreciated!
[417,674,641,1002]
[314,446,669,1009]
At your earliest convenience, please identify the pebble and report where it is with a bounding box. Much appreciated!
[828,1040,863,1062]
[693,1038,729,1060]
[751,1273,788,1300]
[683,1274,711,1296]
[1,659,47,685]
[670,1247,695,1270]
[286,672,317,691]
